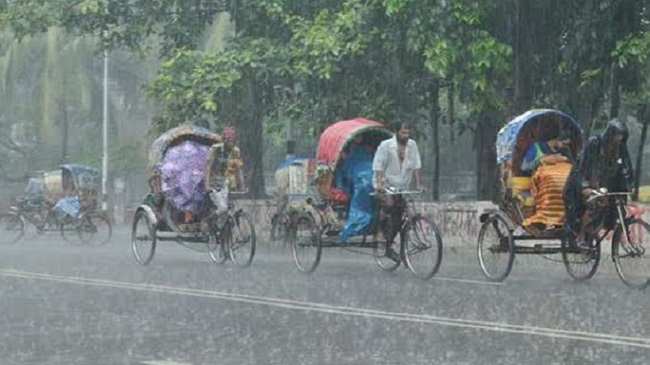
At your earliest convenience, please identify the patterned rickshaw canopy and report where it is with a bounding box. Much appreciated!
[496,109,583,164]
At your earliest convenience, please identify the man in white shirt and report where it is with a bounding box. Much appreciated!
[373,121,423,192]
[372,121,424,261]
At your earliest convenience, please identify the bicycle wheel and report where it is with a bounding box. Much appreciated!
[477,214,515,281]
[562,236,600,281]
[131,210,156,265]
[78,213,113,246]
[404,215,443,280]
[228,212,256,268]
[291,216,322,273]
[61,216,83,246]
[207,229,228,264]
[613,218,650,290]
[0,213,24,244]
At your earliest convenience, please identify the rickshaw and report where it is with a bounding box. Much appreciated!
[0,171,58,243]
[131,125,256,267]
[56,164,113,246]
[284,118,443,279]
[0,166,112,245]
[477,109,650,288]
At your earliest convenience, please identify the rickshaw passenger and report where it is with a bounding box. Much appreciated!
[521,130,574,230]
[373,121,423,261]
[337,135,376,241]
[23,172,46,207]
[564,119,634,246]
[521,131,573,174]
[201,127,245,229]
[221,127,245,192]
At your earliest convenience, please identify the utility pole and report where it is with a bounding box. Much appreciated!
[101,2,109,212]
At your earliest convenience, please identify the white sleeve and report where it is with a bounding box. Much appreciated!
[373,142,387,172]
[411,141,422,170]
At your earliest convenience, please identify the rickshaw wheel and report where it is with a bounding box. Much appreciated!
[612,218,650,290]
[477,214,515,282]
[228,211,256,268]
[131,210,156,266]
[561,236,600,282]
[78,213,113,246]
[61,218,84,246]
[207,229,228,264]
[291,215,322,274]
[404,215,443,280]
[0,213,24,244]
[373,234,401,272]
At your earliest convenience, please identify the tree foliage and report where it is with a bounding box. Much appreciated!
[1,0,649,197]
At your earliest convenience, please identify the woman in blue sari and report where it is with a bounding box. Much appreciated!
[336,136,376,242]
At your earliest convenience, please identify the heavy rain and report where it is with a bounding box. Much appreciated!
[0,1,649,364]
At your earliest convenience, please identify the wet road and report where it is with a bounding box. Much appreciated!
[0,227,649,364]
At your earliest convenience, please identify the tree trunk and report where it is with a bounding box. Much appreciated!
[447,84,455,144]
[610,63,621,120]
[60,102,69,164]
[428,78,440,201]
[475,114,499,201]
[633,104,649,201]
[512,0,533,114]
[241,75,266,198]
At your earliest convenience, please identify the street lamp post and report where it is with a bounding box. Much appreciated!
[101,48,108,212]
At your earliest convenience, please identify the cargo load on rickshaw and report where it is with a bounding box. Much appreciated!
[132,125,255,267]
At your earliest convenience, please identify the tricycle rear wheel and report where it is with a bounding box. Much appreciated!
[477,214,515,282]
[131,210,156,265]
[291,216,322,274]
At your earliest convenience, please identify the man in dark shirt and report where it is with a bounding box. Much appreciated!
[564,119,634,244]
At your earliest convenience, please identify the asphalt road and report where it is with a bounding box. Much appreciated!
[0,226,649,364]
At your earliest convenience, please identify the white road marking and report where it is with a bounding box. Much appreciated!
[141,361,193,365]
[1,268,649,349]
[432,276,503,285]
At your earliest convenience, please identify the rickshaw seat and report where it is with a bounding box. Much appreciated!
[508,176,534,207]
[330,187,349,204]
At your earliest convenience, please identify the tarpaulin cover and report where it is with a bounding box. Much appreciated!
[43,170,62,202]
[149,125,221,175]
[274,157,312,199]
[276,156,310,170]
[496,109,582,164]
[336,145,375,241]
[160,140,210,213]
[316,118,389,169]
[53,196,80,219]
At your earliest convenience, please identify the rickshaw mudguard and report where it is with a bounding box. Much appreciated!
[286,203,323,226]
[135,204,159,228]
[479,210,516,231]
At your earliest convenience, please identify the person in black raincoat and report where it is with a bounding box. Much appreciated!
[564,119,634,244]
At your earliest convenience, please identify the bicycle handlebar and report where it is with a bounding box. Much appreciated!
[586,191,631,204]
[370,190,422,197]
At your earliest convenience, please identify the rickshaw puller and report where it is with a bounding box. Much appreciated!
[373,121,424,261]
[564,119,634,248]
